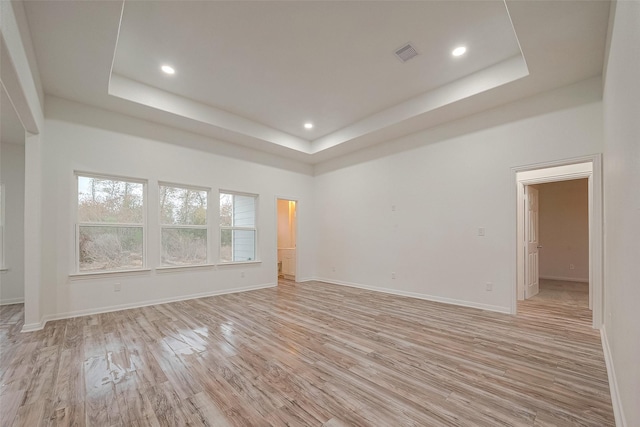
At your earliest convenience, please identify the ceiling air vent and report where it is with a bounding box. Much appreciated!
[394,43,418,63]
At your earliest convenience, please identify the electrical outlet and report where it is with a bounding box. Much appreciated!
[332,266,336,272]
[391,272,396,279]
[478,227,485,236]
[392,205,396,212]
[114,282,121,292]
[486,282,493,291]
[240,271,245,278]
[570,264,575,270]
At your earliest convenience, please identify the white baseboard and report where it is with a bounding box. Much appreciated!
[601,325,627,427]
[22,319,47,332]
[313,277,511,314]
[539,275,589,283]
[21,282,276,333]
[0,297,25,306]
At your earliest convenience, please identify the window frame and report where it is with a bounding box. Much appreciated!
[219,190,259,264]
[158,181,211,268]
[74,171,148,275]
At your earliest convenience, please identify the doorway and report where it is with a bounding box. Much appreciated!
[526,180,591,321]
[0,87,26,315]
[277,198,297,282]
[514,157,603,328]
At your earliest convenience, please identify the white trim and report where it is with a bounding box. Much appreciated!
[217,260,262,266]
[512,156,596,175]
[161,224,208,230]
[539,275,589,283]
[79,222,144,228]
[107,0,125,91]
[518,172,592,185]
[74,170,147,184]
[71,172,78,276]
[21,282,276,332]
[22,320,46,333]
[220,226,255,231]
[69,268,152,280]
[601,325,627,427]
[0,297,25,305]
[513,154,603,329]
[156,264,216,273]
[219,189,259,198]
[314,277,511,314]
[158,181,211,193]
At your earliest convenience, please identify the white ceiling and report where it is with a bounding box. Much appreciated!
[23,1,610,164]
[114,1,521,140]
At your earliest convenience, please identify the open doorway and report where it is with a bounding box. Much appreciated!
[0,87,26,321]
[526,180,590,319]
[514,157,603,329]
[276,199,297,282]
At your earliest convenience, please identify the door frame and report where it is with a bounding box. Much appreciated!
[513,154,603,329]
[275,196,299,283]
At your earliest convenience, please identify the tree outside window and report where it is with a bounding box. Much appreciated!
[77,174,145,272]
[159,184,208,266]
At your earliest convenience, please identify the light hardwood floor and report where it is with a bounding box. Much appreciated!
[532,279,590,309]
[1,280,613,426]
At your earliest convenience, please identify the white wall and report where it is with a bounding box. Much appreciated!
[0,142,25,304]
[38,96,315,321]
[602,1,640,426]
[537,179,589,282]
[314,80,603,313]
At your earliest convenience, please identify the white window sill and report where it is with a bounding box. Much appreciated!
[156,264,216,273]
[69,268,152,280]
[218,260,262,266]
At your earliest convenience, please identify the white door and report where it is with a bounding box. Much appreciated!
[525,186,540,298]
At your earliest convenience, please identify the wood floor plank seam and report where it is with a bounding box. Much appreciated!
[0,279,614,426]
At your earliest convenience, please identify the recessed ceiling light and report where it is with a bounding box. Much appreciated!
[161,65,175,75]
[304,123,314,130]
[452,46,467,57]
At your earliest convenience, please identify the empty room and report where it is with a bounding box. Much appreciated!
[1,0,638,426]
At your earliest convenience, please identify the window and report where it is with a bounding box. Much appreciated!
[159,184,208,266]
[220,192,257,262]
[76,174,146,272]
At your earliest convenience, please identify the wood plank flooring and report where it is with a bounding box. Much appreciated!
[1,280,614,426]
[532,279,590,309]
